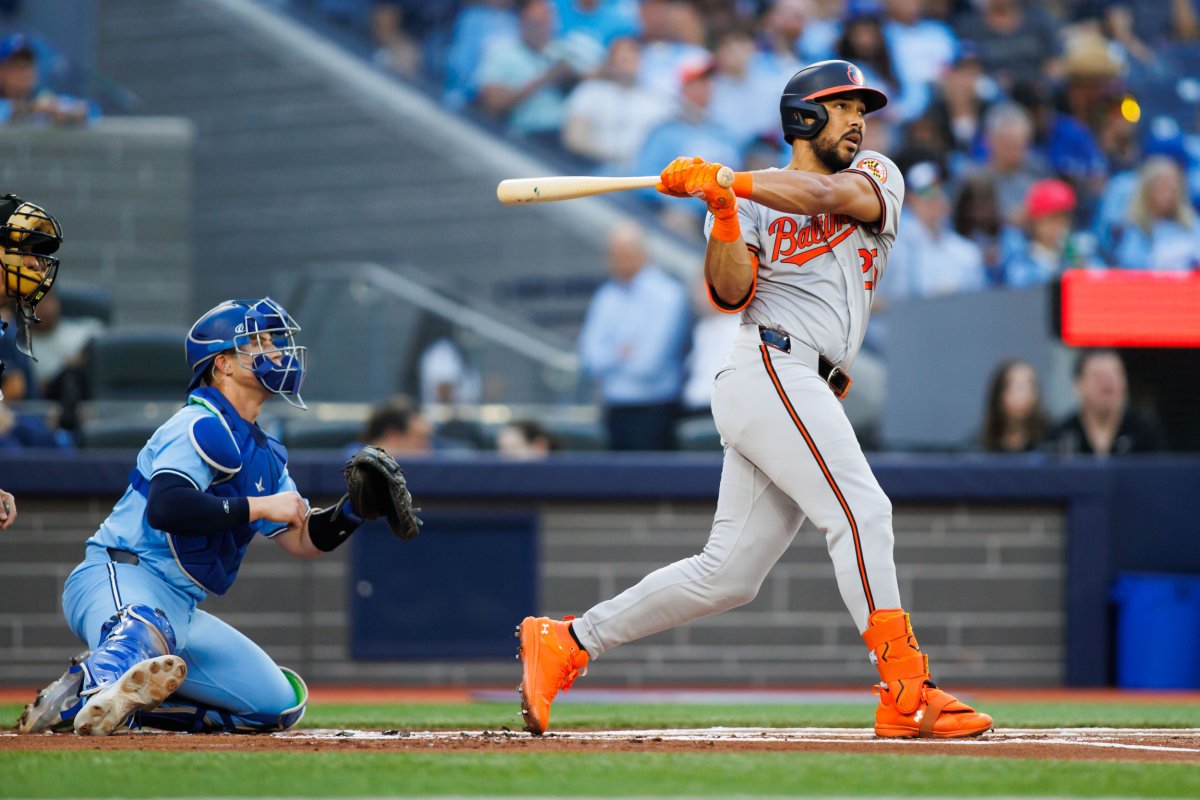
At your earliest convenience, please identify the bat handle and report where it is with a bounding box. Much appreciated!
[716,166,734,189]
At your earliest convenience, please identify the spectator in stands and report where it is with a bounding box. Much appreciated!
[681,275,739,416]
[496,418,558,458]
[1045,349,1167,455]
[1101,0,1200,65]
[1002,178,1096,287]
[1059,30,1126,144]
[905,44,997,180]
[370,0,460,78]
[978,359,1048,453]
[835,14,902,121]
[881,0,957,122]
[972,102,1048,224]
[886,161,986,298]
[359,396,433,457]
[475,0,589,144]
[443,0,519,108]
[0,397,59,449]
[0,34,92,126]
[952,0,1061,92]
[710,25,781,146]
[562,36,672,171]
[27,291,104,430]
[952,172,1010,286]
[1011,80,1107,212]
[635,59,742,236]
[1112,156,1200,271]
[578,222,689,450]
[1093,116,1200,260]
[637,0,711,100]
[551,0,640,47]
[757,0,810,76]
[798,0,844,62]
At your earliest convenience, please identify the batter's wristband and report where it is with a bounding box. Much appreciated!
[731,171,754,198]
[710,212,741,243]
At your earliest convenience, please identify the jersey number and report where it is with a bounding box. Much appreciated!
[859,248,879,290]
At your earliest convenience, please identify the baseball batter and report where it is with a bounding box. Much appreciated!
[15,299,416,736]
[518,60,993,740]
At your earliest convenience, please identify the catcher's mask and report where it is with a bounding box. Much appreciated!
[780,59,888,144]
[0,193,62,357]
[185,297,308,408]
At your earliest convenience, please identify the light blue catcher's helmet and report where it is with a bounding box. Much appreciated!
[185,297,307,408]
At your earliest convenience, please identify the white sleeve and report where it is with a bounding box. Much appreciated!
[846,151,904,243]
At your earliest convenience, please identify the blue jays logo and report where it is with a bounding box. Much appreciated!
[848,64,864,86]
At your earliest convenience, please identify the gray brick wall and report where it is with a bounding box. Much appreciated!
[0,119,194,327]
[0,496,1062,689]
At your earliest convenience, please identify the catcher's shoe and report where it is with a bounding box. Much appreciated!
[74,655,186,736]
[516,615,588,736]
[16,649,89,733]
[863,608,992,739]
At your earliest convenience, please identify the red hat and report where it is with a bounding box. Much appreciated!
[1026,179,1076,219]
[679,57,716,84]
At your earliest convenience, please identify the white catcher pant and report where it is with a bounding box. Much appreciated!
[574,325,902,659]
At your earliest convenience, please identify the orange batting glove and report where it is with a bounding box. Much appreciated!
[657,156,705,198]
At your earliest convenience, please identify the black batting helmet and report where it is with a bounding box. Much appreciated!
[780,60,888,143]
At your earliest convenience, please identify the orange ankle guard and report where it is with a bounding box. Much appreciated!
[863,609,930,715]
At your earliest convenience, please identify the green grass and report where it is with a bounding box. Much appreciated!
[3,700,1198,798]
[4,751,1200,798]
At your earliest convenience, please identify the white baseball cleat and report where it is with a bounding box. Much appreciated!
[16,650,89,734]
[74,655,186,736]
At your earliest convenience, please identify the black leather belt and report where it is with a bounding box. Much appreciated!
[107,548,139,565]
[759,327,852,399]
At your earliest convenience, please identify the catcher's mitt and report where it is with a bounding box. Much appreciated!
[341,445,422,540]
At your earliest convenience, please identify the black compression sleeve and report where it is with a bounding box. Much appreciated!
[307,494,364,552]
[145,473,250,536]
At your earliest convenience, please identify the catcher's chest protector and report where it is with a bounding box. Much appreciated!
[131,387,288,595]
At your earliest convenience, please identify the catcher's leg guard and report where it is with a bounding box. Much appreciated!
[74,604,186,736]
[135,667,308,733]
[16,649,89,733]
[863,609,993,739]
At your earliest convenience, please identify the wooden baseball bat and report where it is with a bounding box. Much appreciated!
[497,166,734,205]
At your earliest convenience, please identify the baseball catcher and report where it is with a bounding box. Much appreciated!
[16,298,421,736]
[341,445,422,540]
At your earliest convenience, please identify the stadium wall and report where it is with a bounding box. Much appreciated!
[3,454,1193,689]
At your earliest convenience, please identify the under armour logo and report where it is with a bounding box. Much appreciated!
[541,623,550,635]
[255,477,265,492]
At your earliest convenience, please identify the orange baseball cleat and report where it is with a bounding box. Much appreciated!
[863,609,993,739]
[516,615,589,736]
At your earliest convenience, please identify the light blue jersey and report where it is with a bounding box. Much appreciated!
[85,403,300,602]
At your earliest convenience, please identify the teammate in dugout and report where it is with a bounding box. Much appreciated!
[518,60,994,739]
[16,298,419,736]
[0,193,63,532]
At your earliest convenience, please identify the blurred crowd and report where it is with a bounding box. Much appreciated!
[321,0,1200,275]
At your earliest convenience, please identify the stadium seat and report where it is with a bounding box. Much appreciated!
[78,416,164,449]
[282,418,363,451]
[56,285,114,325]
[676,415,722,452]
[87,329,190,401]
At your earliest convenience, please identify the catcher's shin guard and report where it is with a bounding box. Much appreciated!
[517,616,589,736]
[863,609,992,739]
[135,667,309,733]
[74,604,185,736]
[16,649,89,733]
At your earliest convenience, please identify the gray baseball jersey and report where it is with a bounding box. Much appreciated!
[705,150,904,367]
[573,151,907,659]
